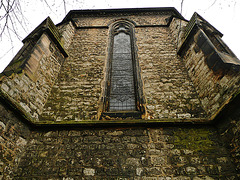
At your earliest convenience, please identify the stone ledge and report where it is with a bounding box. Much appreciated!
[32,118,211,127]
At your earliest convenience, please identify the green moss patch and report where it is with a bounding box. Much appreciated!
[173,128,215,153]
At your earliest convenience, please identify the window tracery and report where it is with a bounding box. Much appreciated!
[100,20,146,119]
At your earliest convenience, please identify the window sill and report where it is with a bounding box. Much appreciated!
[101,111,142,119]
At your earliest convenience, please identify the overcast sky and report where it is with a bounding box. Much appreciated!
[0,0,239,72]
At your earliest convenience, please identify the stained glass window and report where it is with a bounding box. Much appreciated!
[109,26,136,111]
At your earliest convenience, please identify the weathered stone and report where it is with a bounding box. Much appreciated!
[0,7,240,180]
[83,168,95,176]
[107,130,123,136]
[0,102,30,178]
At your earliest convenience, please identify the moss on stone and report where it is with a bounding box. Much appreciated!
[173,128,214,152]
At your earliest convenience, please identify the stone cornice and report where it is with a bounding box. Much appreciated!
[57,7,185,26]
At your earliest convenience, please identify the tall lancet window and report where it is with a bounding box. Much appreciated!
[109,26,136,111]
[100,20,146,119]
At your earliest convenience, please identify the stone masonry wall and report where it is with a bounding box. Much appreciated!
[217,99,240,174]
[179,28,240,119]
[14,126,237,179]
[58,21,76,50]
[0,33,65,123]
[41,15,205,123]
[1,9,240,179]
[41,28,108,122]
[135,26,205,119]
[168,17,188,49]
[0,101,30,179]
[73,13,172,27]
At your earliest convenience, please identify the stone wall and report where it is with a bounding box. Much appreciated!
[217,96,240,174]
[168,17,188,49]
[0,10,207,125]
[0,101,30,179]
[73,13,171,27]
[176,14,240,120]
[41,14,205,123]
[0,32,66,123]
[0,8,240,179]
[58,21,76,50]
[14,126,237,179]
[135,26,204,119]
[41,27,108,122]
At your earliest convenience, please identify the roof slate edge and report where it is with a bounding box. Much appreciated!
[193,12,223,37]
[57,7,185,26]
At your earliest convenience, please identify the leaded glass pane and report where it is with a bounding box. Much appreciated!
[113,33,131,53]
[109,32,136,111]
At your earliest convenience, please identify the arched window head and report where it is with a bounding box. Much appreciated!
[100,20,146,119]
[112,22,131,34]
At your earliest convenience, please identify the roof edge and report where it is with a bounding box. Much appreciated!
[57,7,185,26]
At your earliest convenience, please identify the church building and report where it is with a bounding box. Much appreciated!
[0,7,240,179]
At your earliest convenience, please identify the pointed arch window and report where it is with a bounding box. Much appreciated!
[100,20,146,119]
[109,25,136,111]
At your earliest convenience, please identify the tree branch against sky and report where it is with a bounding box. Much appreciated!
[0,0,239,72]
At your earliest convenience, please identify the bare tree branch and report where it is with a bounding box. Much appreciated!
[203,0,217,11]
[177,0,184,47]
[0,0,21,39]
[63,0,67,15]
